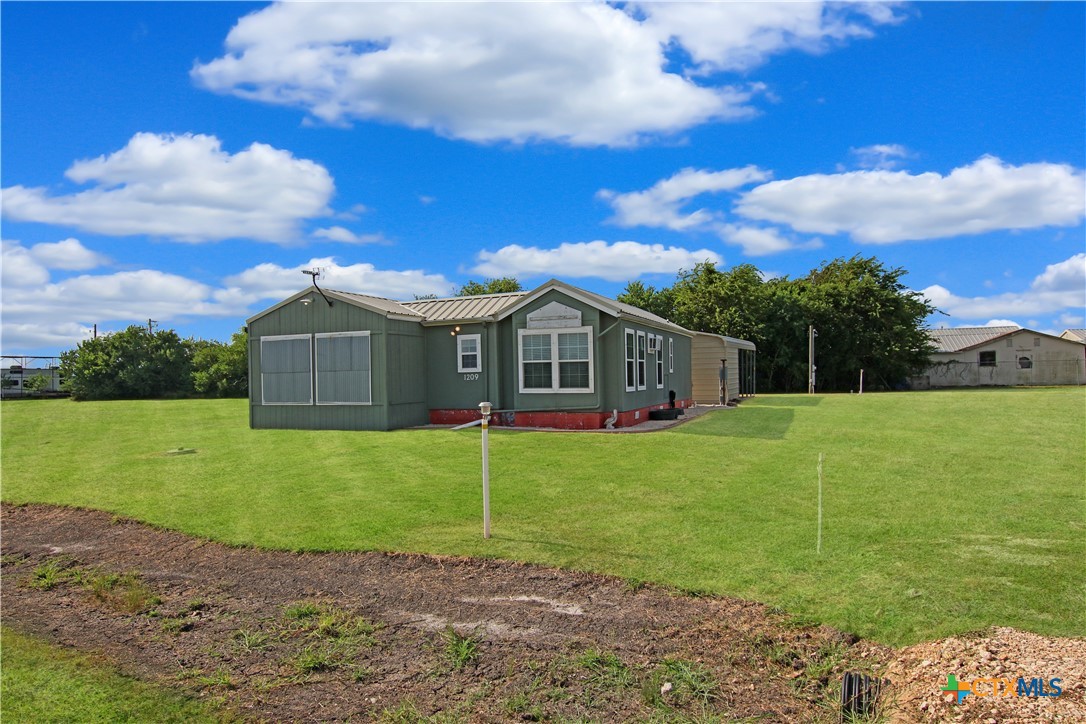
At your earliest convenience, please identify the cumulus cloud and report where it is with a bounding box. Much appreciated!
[471,240,722,283]
[1,252,455,350]
[312,226,386,245]
[922,254,1086,321]
[737,156,1086,243]
[192,3,900,146]
[1,133,334,243]
[217,257,453,307]
[599,166,771,230]
[717,224,822,256]
[637,2,905,73]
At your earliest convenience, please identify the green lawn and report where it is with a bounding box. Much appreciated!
[2,388,1083,646]
[0,626,220,723]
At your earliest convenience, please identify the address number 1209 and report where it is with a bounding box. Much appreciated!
[463,373,479,381]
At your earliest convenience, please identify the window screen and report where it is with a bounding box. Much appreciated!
[261,335,312,405]
[521,333,552,389]
[316,332,371,404]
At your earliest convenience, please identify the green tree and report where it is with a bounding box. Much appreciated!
[192,329,248,397]
[22,374,52,395]
[619,256,937,393]
[616,281,675,320]
[456,277,523,296]
[796,256,936,391]
[60,326,195,400]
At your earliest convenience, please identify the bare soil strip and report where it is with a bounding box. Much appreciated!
[1,504,1080,722]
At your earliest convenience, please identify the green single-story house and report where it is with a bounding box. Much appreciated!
[246,279,752,430]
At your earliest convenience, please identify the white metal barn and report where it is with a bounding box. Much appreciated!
[916,327,1086,388]
[690,332,756,404]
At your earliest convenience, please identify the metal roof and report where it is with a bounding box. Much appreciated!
[327,289,425,318]
[1062,328,1086,343]
[927,326,1019,352]
[400,292,527,322]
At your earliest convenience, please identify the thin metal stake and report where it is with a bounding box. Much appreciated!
[817,452,824,554]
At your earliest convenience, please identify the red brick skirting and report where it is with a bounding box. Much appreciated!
[429,399,692,430]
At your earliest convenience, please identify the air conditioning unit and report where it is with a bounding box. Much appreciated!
[647,337,658,353]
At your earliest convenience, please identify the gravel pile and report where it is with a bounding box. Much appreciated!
[883,627,1084,722]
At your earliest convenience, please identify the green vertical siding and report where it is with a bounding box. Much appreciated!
[423,323,492,410]
[249,298,394,430]
[507,291,604,413]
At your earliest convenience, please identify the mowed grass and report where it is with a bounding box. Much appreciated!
[2,388,1083,646]
[0,626,220,722]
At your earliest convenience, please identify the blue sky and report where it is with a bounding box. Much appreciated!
[2,1,1084,356]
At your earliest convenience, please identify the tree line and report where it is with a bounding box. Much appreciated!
[60,327,248,400]
[619,255,937,392]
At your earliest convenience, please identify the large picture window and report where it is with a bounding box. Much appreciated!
[457,334,481,373]
[519,327,593,393]
[260,334,313,405]
[316,331,372,405]
[624,329,636,392]
[978,350,997,367]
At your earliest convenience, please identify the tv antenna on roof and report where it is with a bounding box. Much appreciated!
[302,268,333,307]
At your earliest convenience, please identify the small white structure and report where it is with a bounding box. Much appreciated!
[914,327,1086,388]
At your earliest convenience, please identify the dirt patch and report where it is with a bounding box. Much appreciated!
[2,504,1081,722]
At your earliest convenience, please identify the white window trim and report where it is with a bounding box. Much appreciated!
[636,330,647,391]
[518,326,594,394]
[668,338,674,373]
[624,329,636,392]
[457,333,482,373]
[315,331,372,406]
[656,335,665,389]
[260,333,313,406]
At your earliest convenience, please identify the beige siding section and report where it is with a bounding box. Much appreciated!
[691,334,746,403]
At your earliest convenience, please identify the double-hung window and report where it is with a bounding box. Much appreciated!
[457,334,481,373]
[978,351,997,367]
[655,335,664,388]
[668,338,674,373]
[316,331,372,404]
[519,327,593,393]
[260,334,313,405]
[624,329,636,391]
[636,331,647,390]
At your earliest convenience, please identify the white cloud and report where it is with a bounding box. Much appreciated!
[1,252,454,351]
[922,253,1086,321]
[28,238,109,270]
[2,132,334,243]
[1,267,245,351]
[312,226,386,244]
[717,224,822,256]
[638,2,905,73]
[471,240,722,283]
[192,3,899,146]
[599,166,771,230]
[848,143,909,170]
[1,241,51,288]
[737,156,1086,243]
[218,257,453,306]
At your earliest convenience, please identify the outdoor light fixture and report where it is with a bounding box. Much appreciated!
[300,298,313,306]
[479,401,492,417]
